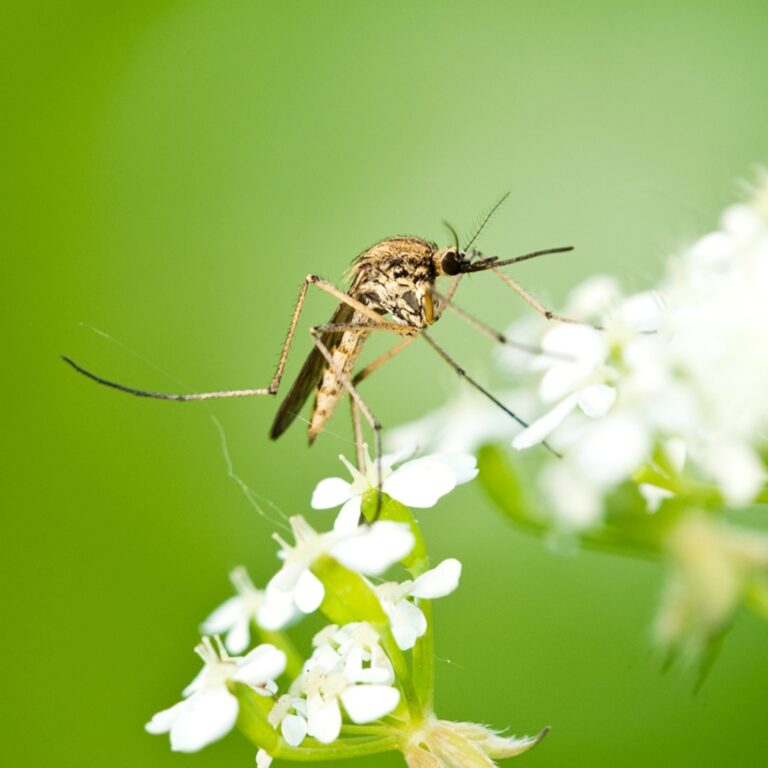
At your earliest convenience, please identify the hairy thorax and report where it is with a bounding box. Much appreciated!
[349,236,439,328]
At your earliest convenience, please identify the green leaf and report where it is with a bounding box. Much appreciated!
[311,554,388,625]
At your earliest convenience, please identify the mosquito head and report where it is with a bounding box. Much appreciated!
[433,246,469,276]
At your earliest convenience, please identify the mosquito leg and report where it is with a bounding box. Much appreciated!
[491,267,604,331]
[440,274,463,309]
[309,328,385,521]
[433,293,576,361]
[61,277,314,400]
[421,332,562,458]
[352,336,417,387]
[350,398,366,471]
[63,273,415,401]
[60,356,274,401]
[349,335,416,473]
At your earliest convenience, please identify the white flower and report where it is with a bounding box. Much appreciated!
[311,447,478,532]
[386,388,535,454]
[267,694,310,747]
[511,297,661,452]
[268,623,401,745]
[201,566,298,653]
[256,749,272,767]
[373,559,463,649]
[265,516,414,623]
[145,637,286,753]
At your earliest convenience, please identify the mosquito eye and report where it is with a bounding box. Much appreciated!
[441,251,461,276]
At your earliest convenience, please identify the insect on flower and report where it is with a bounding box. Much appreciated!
[63,195,586,486]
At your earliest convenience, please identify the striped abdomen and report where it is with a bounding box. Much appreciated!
[308,318,369,442]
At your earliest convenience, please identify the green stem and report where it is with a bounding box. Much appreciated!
[378,622,422,721]
[341,724,397,736]
[365,491,435,719]
[275,735,400,761]
[412,598,435,714]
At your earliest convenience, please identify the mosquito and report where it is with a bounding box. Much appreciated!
[63,196,589,505]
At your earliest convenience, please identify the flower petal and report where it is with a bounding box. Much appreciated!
[384,461,456,508]
[256,591,297,631]
[576,383,616,417]
[306,695,342,743]
[145,698,188,735]
[410,559,462,599]
[233,644,286,686]
[281,714,308,747]
[181,666,207,697]
[294,569,325,614]
[386,599,427,650]
[512,393,579,449]
[332,522,414,575]
[429,453,478,484]
[169,688,239,752]
[256,749,273,768]
[340,684,400,723]
[333,496,363,533]
[391,623,422,651]
[575,413,650,485]
[267,563,305,596]
[311,477,352,509]
[224,617,251,654]
[201,596,243,635]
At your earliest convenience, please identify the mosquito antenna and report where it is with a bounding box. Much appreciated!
[443,220,461,253]
[463,191,511,252]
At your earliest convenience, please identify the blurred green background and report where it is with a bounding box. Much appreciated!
[4,1,768,765]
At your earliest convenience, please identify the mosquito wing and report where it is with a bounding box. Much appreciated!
[269,301,355,440]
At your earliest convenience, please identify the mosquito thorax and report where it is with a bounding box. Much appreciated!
[349,236,443,328]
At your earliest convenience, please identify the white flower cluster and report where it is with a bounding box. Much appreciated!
[146,450,474,761]
[515,191,768,528]
[394,183,768,532]
[270,623,401,747]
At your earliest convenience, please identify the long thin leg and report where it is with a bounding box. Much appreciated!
[440,274,463,311]
[349,335,417,471]
[421,332,562,458]
[309,329,384,517]
[350,397,365,471]
[62,274,415,401]
[491,267,604,330]
[435,292,574,359]
[352,336,417,386]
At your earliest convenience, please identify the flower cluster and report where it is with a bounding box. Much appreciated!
[390,176,768,664]
[146,450,542,765]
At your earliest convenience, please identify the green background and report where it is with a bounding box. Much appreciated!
[4,1,768,765]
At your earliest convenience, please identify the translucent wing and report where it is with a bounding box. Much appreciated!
[269,302,355,440]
